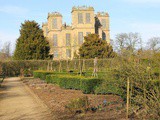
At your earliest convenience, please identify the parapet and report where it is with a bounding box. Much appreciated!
[72,6,94,12]
[96,12,109,17]
[48,12,62,18]
[62,23,72,30]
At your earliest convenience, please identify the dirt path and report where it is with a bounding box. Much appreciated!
[0,77,55,120]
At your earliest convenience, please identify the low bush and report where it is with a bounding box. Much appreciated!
[46,75,57,84]
[81,78,103,94]
[146,79,160,90]
[95,80,120,95]
[59,76,82,90]
[46,74,103,94]
[33,71,54,80]
[46,75,58,84]
[65,96,90,113]
[33,70,70,80]
[46,73,75,84]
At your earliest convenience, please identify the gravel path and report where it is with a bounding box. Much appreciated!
[0,77,55,120]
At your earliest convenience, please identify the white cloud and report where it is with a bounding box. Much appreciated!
[0,5,29,15]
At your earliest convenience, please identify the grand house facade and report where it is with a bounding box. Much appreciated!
[42,6,110,59]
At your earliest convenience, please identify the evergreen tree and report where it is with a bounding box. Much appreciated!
[14,20,50,60]
[79,34,116,59]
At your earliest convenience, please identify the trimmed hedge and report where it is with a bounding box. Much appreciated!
[33,71,54,80]
[94,80,121,95]
[81,78,103,94]
[46,75,83,90]
[59,76,82,90]
[33,70,78,80]
[46,74,103,94]
[34,71,125,96]
[46,75,58,84]
[33,70,70,80]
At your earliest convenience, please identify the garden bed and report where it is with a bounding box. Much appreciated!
[23,78,126,120]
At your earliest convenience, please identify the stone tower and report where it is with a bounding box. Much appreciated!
[95,12,110,43]
[42,6,110,60]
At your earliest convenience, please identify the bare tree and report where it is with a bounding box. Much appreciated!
[147,37,160,52]
[115,33,128,54]
[0,42,11,60]
[126,32,142,53]
[115,32,142,55]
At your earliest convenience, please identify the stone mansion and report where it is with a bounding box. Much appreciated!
[42,6,110,59]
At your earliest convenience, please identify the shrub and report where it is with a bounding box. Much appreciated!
[46,75,56,84]
[1,60,49,77]
[24,68,33,77]
[80,78,103,94]
[46,74,103,94]
[95,80,120,95]
[46,75,84,90]
[33,71,55,80]
[65,96,90,113]
[58,76,82,90]
[46,75,58,84]
[33,70,70,80]
[153,67,160,79]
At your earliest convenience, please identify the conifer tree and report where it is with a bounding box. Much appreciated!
[79,34,116,59]
[14,20,50,60]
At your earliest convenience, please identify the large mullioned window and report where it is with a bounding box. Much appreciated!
[53,34,58,46]
[86,13,91,23]
[102,32,106,40]
[52,18,57,29]
[78,32,83,44]
[101,19,107,29]
[66,33,71,46]
[78,13,83,24]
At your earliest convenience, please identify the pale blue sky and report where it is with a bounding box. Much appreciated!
[0,0,160,53]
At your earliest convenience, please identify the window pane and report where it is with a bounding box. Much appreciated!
[102,32,106,40]
[101,19,106,29]
[66,33,71,46]
[52,18,57,29]
[86,13,90,23]
[53,34,58,46]
[78,32,83,44]
[66,49,71,58]
[78,13,83,24]
[54,50,58,58]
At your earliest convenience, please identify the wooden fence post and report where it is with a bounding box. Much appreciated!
[126,77,130,120]
[130,80,132,106]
